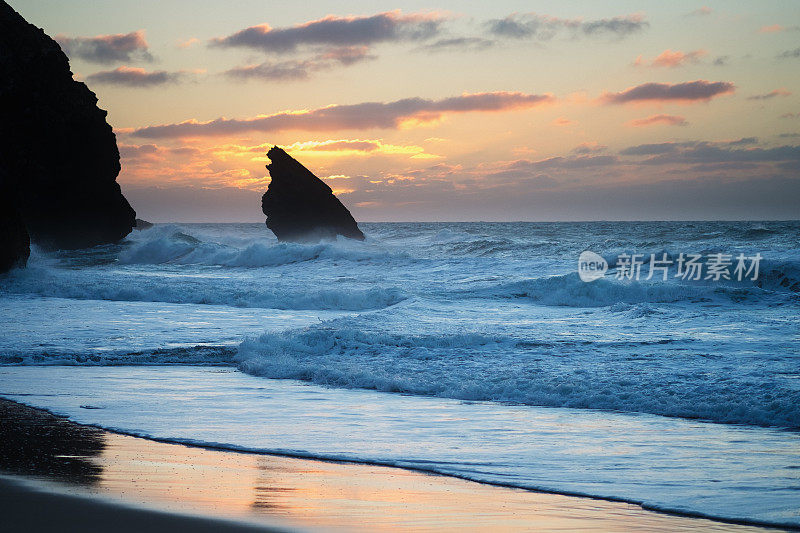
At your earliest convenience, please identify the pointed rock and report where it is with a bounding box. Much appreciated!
[261,147,364,242]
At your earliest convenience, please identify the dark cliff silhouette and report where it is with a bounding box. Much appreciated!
[261,146,364,242]
[0,171,30,272]
[0,1,135,271]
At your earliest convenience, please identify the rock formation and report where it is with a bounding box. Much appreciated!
[0,0,135,262]
[0,173,30,272]
[0,208,28,272]
[261,147,364,242]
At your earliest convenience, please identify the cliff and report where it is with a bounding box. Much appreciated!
[0,0,135,267]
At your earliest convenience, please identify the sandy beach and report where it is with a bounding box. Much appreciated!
[0,398,785,532]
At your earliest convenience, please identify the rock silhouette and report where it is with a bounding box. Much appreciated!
[261,147,364,242]
[135,218,154,230]
[0,177,30,272]
[0,1,135,257]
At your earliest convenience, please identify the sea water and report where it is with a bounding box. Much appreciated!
[1,221,798,527]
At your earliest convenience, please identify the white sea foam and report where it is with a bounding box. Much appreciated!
[118,225,401,267]
[235,301,800,429]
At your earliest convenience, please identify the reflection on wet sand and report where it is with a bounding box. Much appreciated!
[0,399,105,485]
[0,399,779,532]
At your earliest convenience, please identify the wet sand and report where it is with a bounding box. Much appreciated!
[0,399,785,532]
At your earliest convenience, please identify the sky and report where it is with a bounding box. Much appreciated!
[10,0,800,221]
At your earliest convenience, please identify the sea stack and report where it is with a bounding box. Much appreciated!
[0,0,135,265]
[261,146,364,242]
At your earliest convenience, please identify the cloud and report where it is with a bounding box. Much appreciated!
[727,137,759,145]
[747,88,792,101]
[486,13,647,40]
[628,114,688,127]
[759,24,799,33]
[620,142,690,156]
[417,37,495,52]
[572,142,607,154]
[119,143,160,159]
[486,155,619,180]
[85,66,195,87]
[119,134,800,222]
[621,140,800,165]
[600,80,735,104]
[55,30,152,64]
[582,14,649,37]
[177,37,200,49]
[552,117,574,126]
[777,48,800,59]
[687,7,712,16]
[210,11,445,53]
[781,112,799,119]
[318,46,375,65]
[224,46,375,81]
[712,55,730,66]
[633,49,706,68]
[284,139,434,158]
[131,91,555,138]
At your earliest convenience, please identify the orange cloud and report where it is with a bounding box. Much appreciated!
[176,37,200,49]
[285,139,437,158]
[633,49,706,68]
[118,137,444,191]
[760,23,800,33]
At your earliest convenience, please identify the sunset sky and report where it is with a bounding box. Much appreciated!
[11,0,800,221]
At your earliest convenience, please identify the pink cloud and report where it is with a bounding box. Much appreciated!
[132,92,556,138]
[628,114,688,127]
[633,49,706,68]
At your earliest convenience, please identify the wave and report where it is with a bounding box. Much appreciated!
[234,314,800,429]
[118,225,402,267]
[0,345,236,366]
[471,271,798,308]
[1,266,407,311]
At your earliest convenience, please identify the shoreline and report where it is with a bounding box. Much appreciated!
[0,476,287,533]
[0,397,790,532]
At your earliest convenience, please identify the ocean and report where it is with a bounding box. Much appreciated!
[1,221,799,527]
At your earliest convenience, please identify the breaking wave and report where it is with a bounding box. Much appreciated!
[235,314,800,429]
[1,265,407,311]
[473,269,798,307]
[118,225,402,267]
